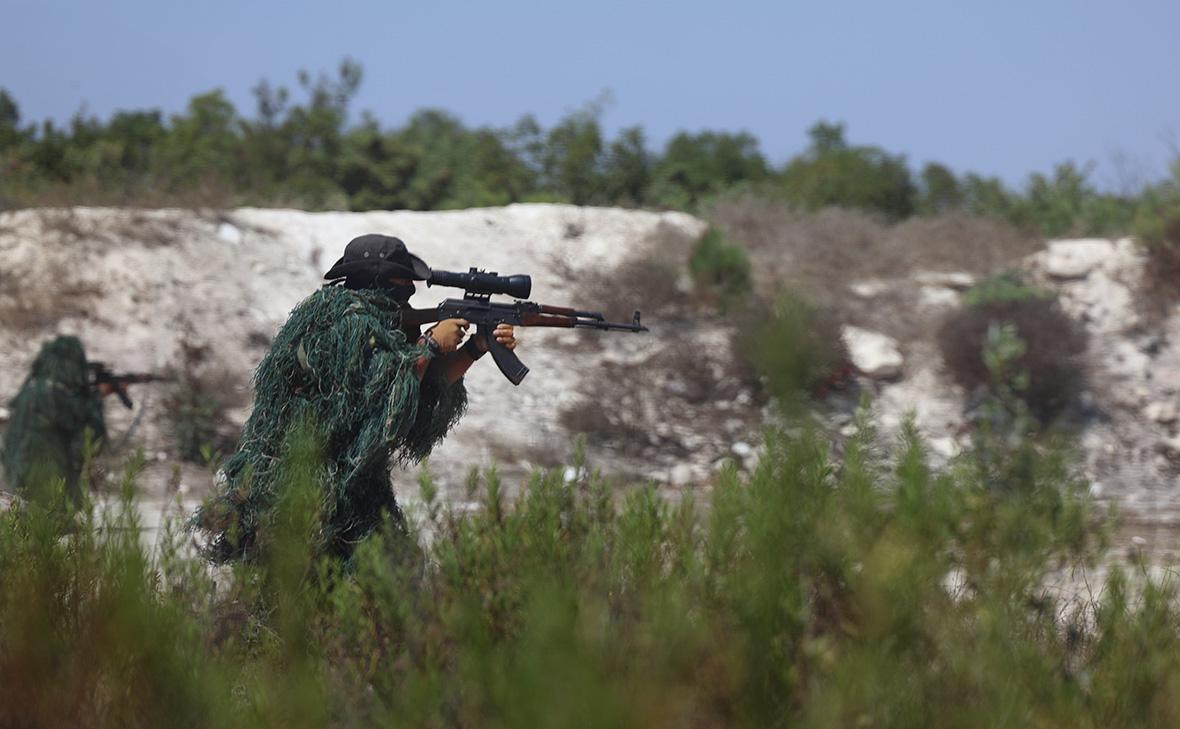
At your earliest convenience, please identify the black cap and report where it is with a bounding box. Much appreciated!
[323,234,431,286]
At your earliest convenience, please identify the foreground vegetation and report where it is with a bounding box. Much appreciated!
[4,389,1180,727]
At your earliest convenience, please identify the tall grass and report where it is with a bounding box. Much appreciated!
[2,408,1179,726]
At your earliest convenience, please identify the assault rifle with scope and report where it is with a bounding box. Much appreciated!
[400,267,648,386]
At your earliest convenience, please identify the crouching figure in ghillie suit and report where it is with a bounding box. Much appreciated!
[2,336,108,503]
[197,234,516,561]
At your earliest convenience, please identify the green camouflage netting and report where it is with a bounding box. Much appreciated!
[198,285,467,561]
[1,336,106,502]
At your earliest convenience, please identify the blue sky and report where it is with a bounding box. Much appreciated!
[3,0,1178,190]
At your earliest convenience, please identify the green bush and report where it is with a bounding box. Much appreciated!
[733,290,848,408]
[1132,166,1180,302]
[940,273,1087,421]
[689,228,752,310]
[0,459,237,727]
[960,270,1056,308]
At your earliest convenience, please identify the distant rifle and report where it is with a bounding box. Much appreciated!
[401,268,648,386]
[88,362,172,409]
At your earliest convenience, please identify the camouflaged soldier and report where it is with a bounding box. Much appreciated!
[197,234,516,561]
[2,336,110,503]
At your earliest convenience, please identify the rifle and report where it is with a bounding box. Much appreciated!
[400,268,648,386]
[88,362,173,409]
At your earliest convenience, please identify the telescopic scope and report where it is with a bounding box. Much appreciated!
[428,268,532,299]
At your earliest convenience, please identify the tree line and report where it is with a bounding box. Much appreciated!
[1,59,1175,241]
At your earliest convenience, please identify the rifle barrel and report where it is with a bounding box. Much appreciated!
[573,320,648,332]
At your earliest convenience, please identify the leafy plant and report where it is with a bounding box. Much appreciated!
[689,227,752,311]
[1132,162,1180,303]
[734,289,848,408]
[940,273,1087,421]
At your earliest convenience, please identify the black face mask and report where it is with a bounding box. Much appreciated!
[388,283,416,302]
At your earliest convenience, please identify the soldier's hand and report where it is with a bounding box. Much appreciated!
[429,319,470,354]
[492,324,516,351]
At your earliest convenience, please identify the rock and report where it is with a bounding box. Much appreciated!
[914,271,975,290]
[1060,269,1140,334]
[742,445,764,472]
[1111,237,1147,275]
[929,436,959,460]
[669,463,694,486]
[1042,239,1115,280]
[1110,340,1151,380]
[1145,401,1179,425]
[919,286,958,308]
[850,279,890,298]
[731,441,753,457]
[217,221,243,245]
[0,406,8,422]
[842,326,903,380]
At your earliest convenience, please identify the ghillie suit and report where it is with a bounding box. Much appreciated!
[197,285,467,562]
[1,336,106,503]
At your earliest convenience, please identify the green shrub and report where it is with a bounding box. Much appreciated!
[1132,175,1180,302]
[734,290,848,408]
[689,228,752,310]
[940,273,1087,421]
[961,270,1056,308]
[0,459,236,727]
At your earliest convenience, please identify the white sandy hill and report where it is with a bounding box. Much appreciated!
[0,204,713,500]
